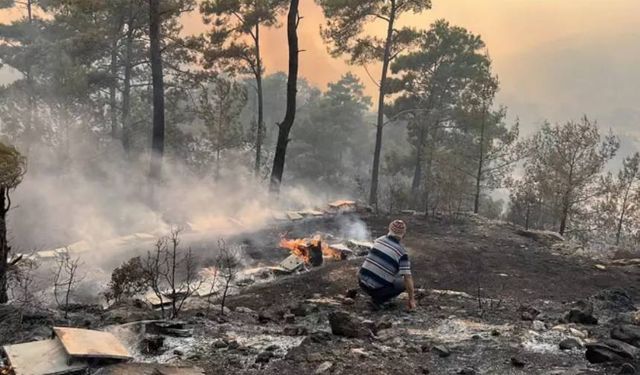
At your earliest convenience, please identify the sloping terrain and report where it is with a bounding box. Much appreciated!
[193,214,640,374]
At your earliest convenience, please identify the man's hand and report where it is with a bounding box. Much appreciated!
[403,275,416,311]
[407,298,417,311]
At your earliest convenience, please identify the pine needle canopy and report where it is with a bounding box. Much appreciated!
[0,142,26,189]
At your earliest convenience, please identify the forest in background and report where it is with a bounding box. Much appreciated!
[0,0,638,249]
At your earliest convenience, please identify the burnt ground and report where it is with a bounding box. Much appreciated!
[190,214,640,375]
[4,213,640,375]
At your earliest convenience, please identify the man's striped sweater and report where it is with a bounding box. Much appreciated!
[358,235,411,290]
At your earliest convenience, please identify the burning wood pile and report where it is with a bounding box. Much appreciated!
[277,234,371,272]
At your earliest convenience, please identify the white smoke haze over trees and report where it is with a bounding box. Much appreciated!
[0,0,639,256]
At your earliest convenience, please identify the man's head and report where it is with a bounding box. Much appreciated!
[388,219,407,239]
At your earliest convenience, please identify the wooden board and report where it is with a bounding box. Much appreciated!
[53,327,131,360]
[3,338,88,375]
[95,363,204,375]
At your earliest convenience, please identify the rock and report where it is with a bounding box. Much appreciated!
[345,288,359,299]
[532,320,546,331]
[619,363,636,374]
[432,345,450,358]
[258,312,275,323]
[227,340,240,350]
[376,319,393,331]
[519,305,541,321]
[565,300,598,325]
[351,348,371,358]
[284,313,296,323]
[510,356,526,368]
[307,353,323,362]
[559,337,583,350]
[342,298,355,306]
[315,361,333,374]
[515,229,564,243]
[256,351,274,364]
[612,325,640,346]
[615,311,640,326]
[213,340,227,349]
[329,311,371,338]
[458,368,476,375]
[141,336,165,354]
[586,339,639,364]
[283,326,309,336]
[235,307,255,314]
[309,331,333,343]
[290,304,309,317]
[593,288,636,313]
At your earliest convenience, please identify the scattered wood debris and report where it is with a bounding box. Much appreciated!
[53,327,132,360]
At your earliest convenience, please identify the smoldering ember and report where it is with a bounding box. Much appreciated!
[1,1,640,375]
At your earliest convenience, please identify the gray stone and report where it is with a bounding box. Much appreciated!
[559,337,583,350]
[329,311,370,338]
[510,356,526,368]
[315,361,333,374]
[565,300,598,325]
[256,351,274,364]
[619,363,636,374]
[432,345,450,358]
[611,325,640,347]
[586,339,639,364]
[532,320,546,331]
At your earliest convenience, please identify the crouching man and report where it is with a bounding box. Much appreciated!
[358,219,416,310]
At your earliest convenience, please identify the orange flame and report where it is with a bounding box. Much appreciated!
[279,235,344,264]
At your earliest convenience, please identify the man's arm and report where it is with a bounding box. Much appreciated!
[403,274,416,310]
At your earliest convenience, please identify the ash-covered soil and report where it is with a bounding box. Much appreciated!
[186,214,640,374]
[5,214,640,375]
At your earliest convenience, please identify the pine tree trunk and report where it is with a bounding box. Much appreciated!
[411,120,427,208]
[474,106,487,214]
[121,8,135,154]
[369,0,397,209]
[254,24,265,176]
[148,0,165,181]
[24,0,34,153]
[616,185,632,245]
[269,0,299,193]
[0,188,9,304]
[109,38,119,139]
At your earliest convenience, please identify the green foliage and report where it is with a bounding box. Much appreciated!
[199,0,288,75]
[522,117,620,234]
[0,142,26,189]
[289,73,372,187]
[104,256,148,304]
[317,0,430,64]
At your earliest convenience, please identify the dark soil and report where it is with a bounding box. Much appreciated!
[192,214,640,374]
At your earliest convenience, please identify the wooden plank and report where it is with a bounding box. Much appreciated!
[3,338,88,375]
[95,363,204,375]
[53,327,131,360]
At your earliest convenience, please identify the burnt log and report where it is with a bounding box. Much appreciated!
[308,241,323,267]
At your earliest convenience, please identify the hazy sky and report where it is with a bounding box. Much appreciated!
[186,0,640,152]
[2,1,639,150]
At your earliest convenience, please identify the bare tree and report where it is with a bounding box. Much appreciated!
[144,228,202,319]
[144,237,169,318]
[8,257,39,309]
[216,240,240,316]
[53,251,84,319]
